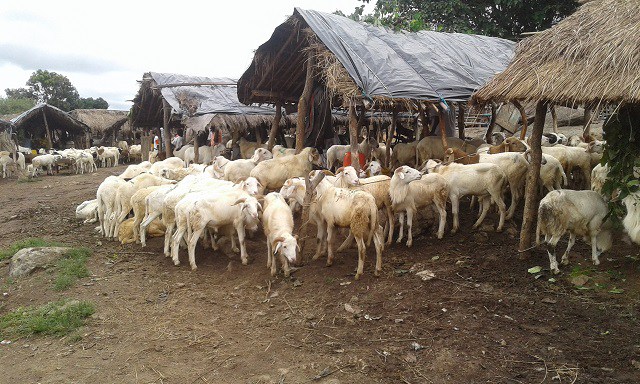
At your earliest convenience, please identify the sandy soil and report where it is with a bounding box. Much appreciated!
[0,156,639,384]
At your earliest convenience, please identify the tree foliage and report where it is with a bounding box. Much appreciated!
[4,69,108,112]
[354,0,579,37]
[0,97,36,115]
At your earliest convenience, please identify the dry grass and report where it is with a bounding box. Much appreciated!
[474,0,640,106]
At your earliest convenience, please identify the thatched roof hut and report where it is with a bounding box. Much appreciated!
[11,103,90,149]
[473,0,640,106]
[69,109,131,145]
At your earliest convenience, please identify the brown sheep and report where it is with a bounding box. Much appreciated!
[118,217,166,245]
[444,147,479,165]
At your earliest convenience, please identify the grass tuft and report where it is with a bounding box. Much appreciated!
[0,238,63,261]
[0,300,94,339]
[54,248,91,291]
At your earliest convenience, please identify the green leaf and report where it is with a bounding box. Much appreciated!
[527,266,542,274]
[609,288,624,294]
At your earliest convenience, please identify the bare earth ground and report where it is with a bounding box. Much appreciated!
[1,145,640,383]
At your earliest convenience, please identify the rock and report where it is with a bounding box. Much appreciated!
[344,303,361,315]
[9,247,71,278]
[416,269,435,281]
[404,353,417,363]
[570,275,590,287]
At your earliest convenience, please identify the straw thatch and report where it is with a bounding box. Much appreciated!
[69,109,131,135]
[473,0,640,106]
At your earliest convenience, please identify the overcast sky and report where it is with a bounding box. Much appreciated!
[0,1,372,110]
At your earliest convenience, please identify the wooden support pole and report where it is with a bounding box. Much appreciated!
[583,107,593,140]
[457,102,466,140]
[267,100,282,151]
[162,100,172,158]
[386,107,397,168]
[348,102,361,172]
[418,104,429,140]
[42,108,53,149]
[296,51,315,154]
[550,104,558,133]
[438,106,449,150]
[485,102,498,143]
[513,100,528,140]
[519,101,547,254]
[193,130,200,164]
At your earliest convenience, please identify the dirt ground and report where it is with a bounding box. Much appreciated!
[1,156,639,383]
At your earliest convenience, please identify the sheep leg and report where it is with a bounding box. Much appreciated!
[374,225,383,277]
[561,233,576,265]
[470,195,476,211]
[140,212,160,247]
[506,182,519,220]
[267,238,273,270]
[171,225,186,265]
[337,233,354,252]
[164,222,175,257]
[473,196,491,229]
[546,236,561,275]
[187,227,204,270]
[230,233,240,253]
[281,253,290,278]
[385,204,394,245]
[435,200,447,239]
[313,221,326,261]
[590,234,601,266]
[451,195,460,234]
[396,211,405,244]
[236,224,249,265]
[406,209,415,248]
[97,200,106,236]
[354,236,366,280]
[326,225,335,267]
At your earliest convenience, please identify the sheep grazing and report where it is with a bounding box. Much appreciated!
[250,147,323,191]
[75,199,98,223]
[444,147,479,165]
[313,178,384,279]
[426,160,507,233]
[262,192,299,277]
[536,189,612,274]
[172,190,261,269]
[622,191,640,244]
[390,166,449,246]
[326,137,379,171]
[223,148,273,182]
[118,217,165,245]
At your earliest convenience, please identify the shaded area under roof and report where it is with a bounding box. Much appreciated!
[0,119,13,133]
[238,8,515,106]
[473,0,640,106]
[11,104,90,148]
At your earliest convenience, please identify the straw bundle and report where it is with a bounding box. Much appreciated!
[473,0,640,106]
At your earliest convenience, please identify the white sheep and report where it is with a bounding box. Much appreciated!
[326,138,378,171]
[250,147,324,191]
[129,184,175,243]
[171,190,261,269]
[239,137,267,159]
[223,148,273,182]
[536,189,612,274]
[478,152,529,219]
[97,146,119,167]
[272,145,296,158]
[75,199,98,223]
[390,166,450,246]
[622,191,640,244]
[128,144,142,162]
[541,145,591,189]
[426,160,507,233]
[97,176,128,238]
[183,144,225,166]
[30,154,56,176]
[591,163,609,195]
[262,192,299,277]
[538,153,568,193]
[0,155,17,178]
[148,156,185,176]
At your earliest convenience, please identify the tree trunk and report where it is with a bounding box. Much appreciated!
[296,51,315,154]
[267,100,282,151]
[519,101,546,254]
[348,102,361,172]
[438,106,448,150]
[485,102,497,143]
[386,108,397,168]
[42,109,53,149]
[163,99,172,158]
[513,100,528,140]
[457,102,466,140]
[550,104,558,133]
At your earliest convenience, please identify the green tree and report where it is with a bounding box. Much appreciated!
[5,69,80,111]
[76,97,109,109]
[0,97,36,115]
[356,0,579,37]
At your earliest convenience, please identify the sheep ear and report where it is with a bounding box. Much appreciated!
[232,197,247,206]
[335,167,344,174]
[399,171,405,180]
[257,202,263,211]
[274,242,282,255]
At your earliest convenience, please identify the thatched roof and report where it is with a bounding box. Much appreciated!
[10,103,90,148]
[69,109,131,135]
[473,0,640,106]
[238,8,514,109]
[0,119,13,133]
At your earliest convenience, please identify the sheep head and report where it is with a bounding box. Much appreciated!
[273,235,299,265]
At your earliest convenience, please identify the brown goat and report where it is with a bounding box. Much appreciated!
[444,147,479,165]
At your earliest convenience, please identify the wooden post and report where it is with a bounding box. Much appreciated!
[519,101,547,254]
[386,107,397,168]
[42,108,53,149]
[550,105,558,133]
[162,100,172,158]
[438,103,449,149]
[583,107,593,140]
[193,131,200,163]
[457,102,466,140]
[485,102,497,143]
[348,102,361,172]
[296,51,315,154]
[267,100,282,151]
[418,104,429,140]
[141,135,152,161]
[513,100,528,140]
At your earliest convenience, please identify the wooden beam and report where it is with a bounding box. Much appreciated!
[386,107,397,168]
[267,100,282,151]
[485,102,498,143]
[349,102,361,172]
[296,50,315,153]
[251,90,283,99]
[519,101,546,254]
[457,102,466,140]
[153,82,236,89]
[513,100,528,140]
[42,108,53,149]
[162,99,172,158]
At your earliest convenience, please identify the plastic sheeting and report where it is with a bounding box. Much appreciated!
[149,72,275,116]
[295,8,515,102]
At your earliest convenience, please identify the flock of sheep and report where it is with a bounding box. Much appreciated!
[51,131,638,278]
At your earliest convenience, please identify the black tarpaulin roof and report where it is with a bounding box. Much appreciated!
[296,8,515,101]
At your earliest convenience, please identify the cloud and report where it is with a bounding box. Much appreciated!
[0,43,125,75]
